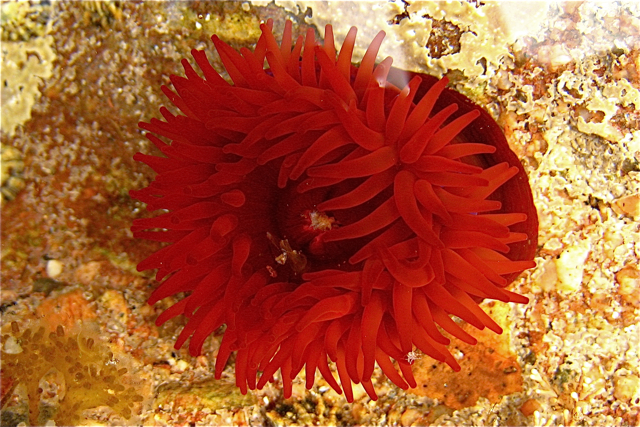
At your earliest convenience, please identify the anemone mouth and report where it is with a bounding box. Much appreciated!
[130,19,538,402]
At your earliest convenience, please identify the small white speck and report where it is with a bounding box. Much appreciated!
[405,351,421,364]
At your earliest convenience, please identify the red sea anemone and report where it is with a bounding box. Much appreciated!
[131,20,538,402]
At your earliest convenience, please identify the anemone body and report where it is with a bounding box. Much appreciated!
[131,20,538,402]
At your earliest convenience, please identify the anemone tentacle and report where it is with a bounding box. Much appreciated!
[132,20,538,402]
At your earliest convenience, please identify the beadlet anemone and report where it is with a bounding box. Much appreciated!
[131,20,538,402]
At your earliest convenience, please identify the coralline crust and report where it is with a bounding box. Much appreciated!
[1,35,55,136]
[270,0,514,85]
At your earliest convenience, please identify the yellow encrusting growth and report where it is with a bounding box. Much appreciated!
[1,322,144,426]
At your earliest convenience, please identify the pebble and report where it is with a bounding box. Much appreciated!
[46,259,63,278]
[555,240,591,293]
[613,193,640,218]
[613,371,640,403]
[519,398,542,416]
[616,263,640,305]
[550,47,572,69]
[535,258,558,293]
[400,408,421,426]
